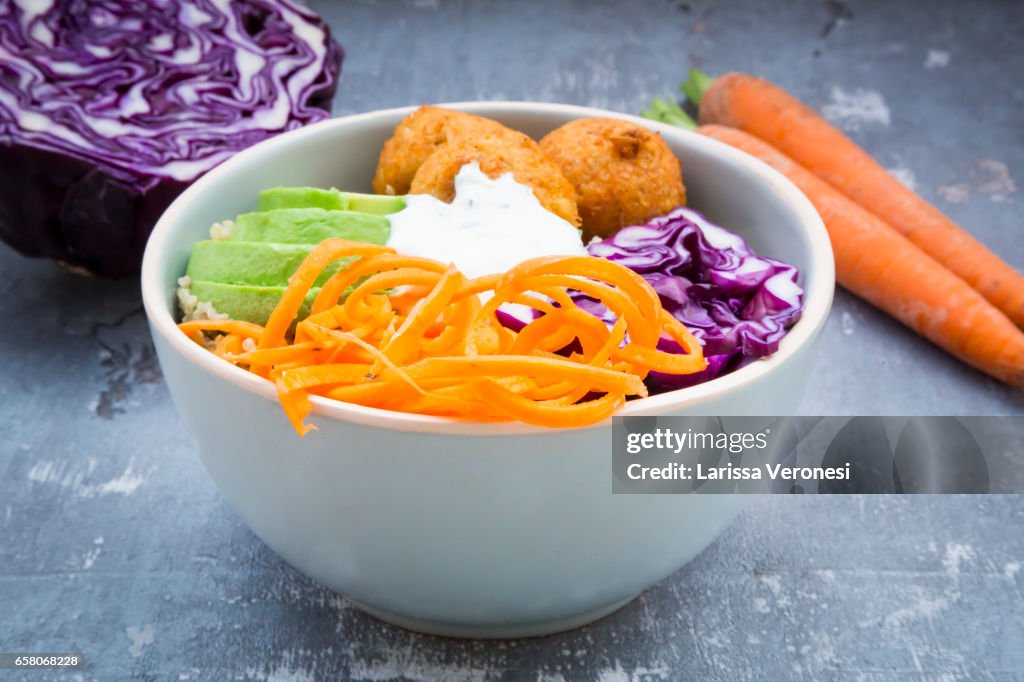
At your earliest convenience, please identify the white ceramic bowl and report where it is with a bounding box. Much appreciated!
[142,102,834,638]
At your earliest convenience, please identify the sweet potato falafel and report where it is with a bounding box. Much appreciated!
[410,131,581,226]
[372,106,510,196]
[539,118,686,240]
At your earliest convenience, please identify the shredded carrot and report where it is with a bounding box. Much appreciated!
[312,253,448,314]
[474,379,625,428]
[230,341,329,366]
[179,319,265,338]
[179,239,707,434]
[260,239,392,349]
[381,266,465,365]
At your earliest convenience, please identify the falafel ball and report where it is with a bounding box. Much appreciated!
[539,117,686,240]
[409,131,581,226]
[372,106,511,196]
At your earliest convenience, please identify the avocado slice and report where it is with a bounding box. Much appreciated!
[256,187,406,215]
[190,281,321,326]
[229,208,391,244]
[339,192,406,215]
[258,187,348,211]
[186,240,359,288]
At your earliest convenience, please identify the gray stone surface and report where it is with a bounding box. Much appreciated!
[1,0,1022,679]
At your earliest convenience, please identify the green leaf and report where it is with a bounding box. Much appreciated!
[680,69,715,105]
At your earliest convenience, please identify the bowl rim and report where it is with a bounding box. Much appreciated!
[141,101,834,436]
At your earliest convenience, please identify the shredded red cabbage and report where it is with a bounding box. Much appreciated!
[579,207,804,390]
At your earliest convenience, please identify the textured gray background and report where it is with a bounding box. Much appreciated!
[2,0,1023,679]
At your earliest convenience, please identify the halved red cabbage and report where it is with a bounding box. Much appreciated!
[579,207,804,390]
[0,0,342,276]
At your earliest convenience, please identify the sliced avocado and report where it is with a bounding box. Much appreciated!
[190,281,321,326]
[186,240,357,288]
[340,192,406,215]
[258,187,348,212]
[229,208,391,245]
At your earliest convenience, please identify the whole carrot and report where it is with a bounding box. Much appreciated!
[700,124,1024,387]
[689,71,1024,328]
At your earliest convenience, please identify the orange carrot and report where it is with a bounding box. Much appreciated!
[312,253,447,314]
[179,319,264,338]
[274,374,315,436]
[380,265,465,365]
[700,124,1024,386]
[179,238,709,433]
[395,355,648,396]
[231,342,332,366]
[613,312,706,375]
[259,239,392,349]
[474,379,625,429]
[696,71,1024,327]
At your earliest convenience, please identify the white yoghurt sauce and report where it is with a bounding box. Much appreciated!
[385,162,588,279]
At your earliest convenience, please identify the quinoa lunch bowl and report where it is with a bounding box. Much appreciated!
[141,102,834,637]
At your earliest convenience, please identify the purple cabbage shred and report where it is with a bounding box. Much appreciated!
[578,207,804,391]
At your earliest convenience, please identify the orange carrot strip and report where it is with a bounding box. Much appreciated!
[519,380,576,401]
[499,255,661,327]
[228,342,332,367]
[313,253,448,314]
[510,316,579,356]
[331,377,505,418]
[275,377,316,437]
[475,379,624,428]
[341,295,394,338]
[540,287,576,311]
[422,294,481,356]
[388,286,435,315]
[179,319,265,339]
[486,273,657,347]
[343,269,442,322]
[279,364,376,392]
[511,309,609,357]
[613,344,706,375]
[464,322,503,356]
[593,319,628,366]
[395,355,648,397]
[260,239,393,349]
[325,377,464,408]
[421,324,464,355]
[660,310,704,358]
[381,265,466,365]
[380,386,498,416]
[508,294,558,316]
[612,310,707,374]
[308,324,423,394]
[455,274,502,300]
[225,335,245,356]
